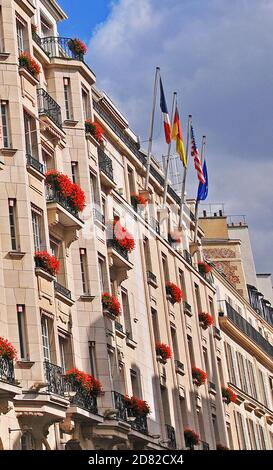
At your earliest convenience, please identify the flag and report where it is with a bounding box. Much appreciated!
[197,160,208,201]
[172,106,186,167]
[191,125,205,184]
[159,78,171,144]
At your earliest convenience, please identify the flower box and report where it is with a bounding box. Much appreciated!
[111,218,135,253]
[198,312,214,330]
[124,395,150,417]
[166,282,183,304]
[221,386,237,405]
[67,38,87,57]
[85,120,104,143]
[65,368,102,396]
[198,261,212,275]
[19,52,41,79]
[102,292,121,318]
[184,428,200,448]
[155,342,172,362]
[45,170,86,213]
[34,251,60,277]
[0,337,17,360]
[130,193,148,211]
[192,367,207,387]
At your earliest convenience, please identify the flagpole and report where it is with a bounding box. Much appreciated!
[145,67,160,190]
[178,114,192,229]
[194,135,206,243]
[162,92,177,207]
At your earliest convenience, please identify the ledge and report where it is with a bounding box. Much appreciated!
[85,133,100,147]
[0,52,10,60]
[63,119,79,127]
[26,163,45,181]
[79,294,95,302]
[35,267,54,282]
[156,355,167,365]
[8,251,26,260]
[55,289,75,307]
[19,67,39,86]
[126,337,137,349]
[0,148,18,157]
[16,360,35,370]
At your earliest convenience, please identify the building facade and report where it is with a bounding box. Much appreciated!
[0,0,272,451]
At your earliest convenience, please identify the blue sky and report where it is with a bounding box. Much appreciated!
[58,0,273,276]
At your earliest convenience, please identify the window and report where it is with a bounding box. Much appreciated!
[80,248,89,294]
[187,336,195,367]
[8,199,18,251]
[31,207,42,252]
[82,88,91,119]
[40,15,53,38]
[194,283,202,312]
[58,334,72,373]
[0,7,4,53]
[151,308,160,343]
[130,369,141,397]
[16,19,25,55]
[1,101,10,148]
[98,256,108,292]
[71,162,78,184]
[143,237,152,272]
[63,78,73,120]
[122,289,132,339]
[89,341,97,377]
[41,315,51,361]
[171,327,180,361]
[90,171,99,207]
[17,305,28,360]
[24,112,37,157]
[247,418,257,450]
[127,166,135,199]
[161,254,169,284]
[21,432,35,450]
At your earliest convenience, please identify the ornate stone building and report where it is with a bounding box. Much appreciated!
[0,0,272,451]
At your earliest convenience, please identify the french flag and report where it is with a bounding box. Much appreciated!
[159,77,171,144]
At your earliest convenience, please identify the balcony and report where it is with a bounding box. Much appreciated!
[33,36,86,62]
[26,154,45,179]
[37,88,63,130]
[0,357,16,386]
[107,239,133,285]
[44,361,65,396]
[166,424,177,449]
[67,380,98,415]
[183,250,192,266]
[175,360,185,376]
[208,381,217,395]
[54,281,74,306]
[213,326,222,340]
[147,270,158,288]
[183,301,192,317]
[112,391,148,434]
[98,149,116,190]
[93,208,105,225]
[150,217,160,235]
[220,302,273,367]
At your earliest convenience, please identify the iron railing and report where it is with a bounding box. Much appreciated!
[115,322,125,334]
[44,361,65,396]
[67,378,98,414]
[175,360,185,374]
[54,281,72,300]
[37,88,62,129]
[107,239,129,261]
[0,357,15,385]
[150,217,160,235]
[93,208,105,225]
[183,250,192,266]
[34,36,86,62]
[183,301,192,314]
[201,441,210,450]
[225,301,273,357]
[166,424,177,449]
[112,391,148,434]
[213,326,221,338]
[98,149,114,181]
[46,187,80,220]
[147,270,157,285]
[26,154,45,174]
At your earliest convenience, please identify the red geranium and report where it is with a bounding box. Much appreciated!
[85,120,104,142]
[198,261,212,274]
[198,312,214,329]
[124,395,150,416]
[68,38,87,55]
[155,342,172,360]
[102,292,121,317]
[0,337,17,360]
[222,386,237,405]
[192,367,207,386]
[112,219,135,253]
[45,170,86,212]
[65,368,103,396]
[166,282,183,304]
[34,251,60,276]
[131,193,147,206]
[19,52,41,78]
[184,428,200,446]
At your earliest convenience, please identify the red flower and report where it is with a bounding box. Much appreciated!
[85,120,104,142]
[65,368,103,396]
[131,193,147,206]
[19,52,41,78]
[166,282,183,304]
[198,261,212,274]
[155,342,172,360]
[112,220,135,253]
[124,395,150,416]
[68,38,87,55]
[102,292,121,317]
[184,428,200,446]
[198,312,214,329]
[222,386,237,404]
[45,170,86,212]
[0,337,17,360]
[192,367,207,386]
[34,251,60,276]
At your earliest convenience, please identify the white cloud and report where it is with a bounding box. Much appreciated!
[88,0,273,273]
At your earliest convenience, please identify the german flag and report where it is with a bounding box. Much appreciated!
[172,106,186,167]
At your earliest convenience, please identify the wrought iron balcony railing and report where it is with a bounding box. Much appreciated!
[201,441,210,450]
[44,361,65,396]
[150,217,160,235]
[175,360,185,374]
[37,88,62,129]
[112,391,148,434]
[34,36,86,62]
[213,326,221,339]
[183,301,192,315]
[115,322,125,334]
[0,356,16,385]
[225,301,273,358]
[166,424,177,449]
[98,149,114,181]
[54,281,72,300]
[93,208,105,225]
[107,239,129,261]
[67,378,98,414]
[46,187,80,220]
[147,270,157,285]
[26,154,45,174]
[183,250,192,266]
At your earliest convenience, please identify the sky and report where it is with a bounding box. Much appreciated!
[59,0,273,276]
